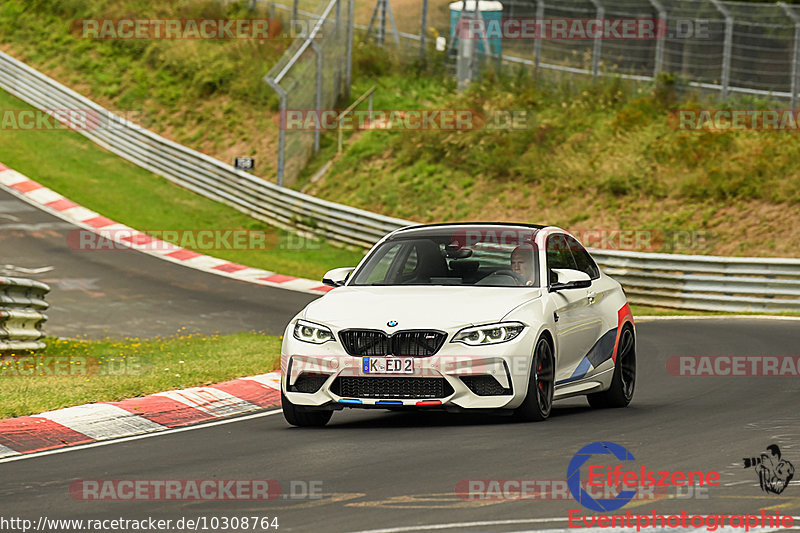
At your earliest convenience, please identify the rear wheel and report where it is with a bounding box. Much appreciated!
[588,326,636,408]
[514,337,554,422]
[281,392,333,427]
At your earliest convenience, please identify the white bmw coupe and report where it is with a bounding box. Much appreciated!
[280,223,635,426]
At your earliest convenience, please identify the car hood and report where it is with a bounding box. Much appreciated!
[303,286,542,330]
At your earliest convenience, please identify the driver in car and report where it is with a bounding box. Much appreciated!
[510,244,536,286]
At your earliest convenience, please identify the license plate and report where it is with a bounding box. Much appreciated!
[362,357,414,374]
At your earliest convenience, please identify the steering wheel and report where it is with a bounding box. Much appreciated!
[488,269,527,286]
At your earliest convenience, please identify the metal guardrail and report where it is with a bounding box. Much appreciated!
[2,50,800,313]
[0,277,49,352]
[590,250,800,313]
[0,50,411,249]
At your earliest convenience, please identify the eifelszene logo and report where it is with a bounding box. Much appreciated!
[567,441,721,512]
[744,444,795,495]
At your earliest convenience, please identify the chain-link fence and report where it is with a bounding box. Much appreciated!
[353,0,800,104]
[262,0,352,186]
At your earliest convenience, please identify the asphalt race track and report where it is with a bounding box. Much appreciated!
[2,319,800,530]
[0,188,316,338]
[2,189,800,532]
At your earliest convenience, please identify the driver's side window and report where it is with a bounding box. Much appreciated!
[546,234,578,285]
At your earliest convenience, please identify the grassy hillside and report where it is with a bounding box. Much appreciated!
[0,0,289,176]
[301,61,800,257]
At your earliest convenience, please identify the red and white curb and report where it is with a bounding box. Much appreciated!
[0,162,334,295]
[0,371,282,458]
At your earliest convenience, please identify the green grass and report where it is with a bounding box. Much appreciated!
[0,333,281,418]
[0,89,364,281]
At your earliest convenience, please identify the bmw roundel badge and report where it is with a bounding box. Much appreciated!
[387,320,398,327]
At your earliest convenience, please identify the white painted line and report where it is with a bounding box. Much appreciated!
[348,517,800,533]
[156,387,261,418]
[240,371,282,391]
[25,187,62,205]
[0,169,30,186]
[348,518,569,533]
[61,206,99,222]
[0,408,283,464]
[180,255,231,269]
[37,403,165,440]
[0,443,20,459]
[636,315,800,322]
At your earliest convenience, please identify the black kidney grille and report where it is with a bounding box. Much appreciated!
[339,330,391,356]
[331,377,454,399]
[393,331,446,356]
[339,330,446,356]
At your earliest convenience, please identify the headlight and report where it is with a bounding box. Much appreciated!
[451,322,525,346]
[293,319,334,344]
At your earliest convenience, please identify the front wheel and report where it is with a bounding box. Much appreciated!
[588,326,636,408]
[514,336,555,422]
[281,392,333,427]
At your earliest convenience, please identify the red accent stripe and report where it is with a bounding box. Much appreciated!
[45,198,79,211]
[84,215,116,228]
[0,162,8,171]
[261,274,297,283]
[109,395,215,427]
[612,303,634,363]
[0,417,94,454]
[10,180,43,193]
[166,249,201,261]
[310,285,333,292]
[211,380,280,409]
[214,263,248,273]
[416,400,442,405]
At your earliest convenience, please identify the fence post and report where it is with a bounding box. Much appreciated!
[534,0,544,72]
[588,0,604,78]
[648,0,667,78]
[346,0,354,100]
[420,0,428,64]
[263,78,287,186]
[311,42,322,153]
[292,0,299,24]
[780,2,800,112]
[709,0,732,99]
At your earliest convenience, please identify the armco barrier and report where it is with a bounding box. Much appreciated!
[2,51,800,313]
[0,50,412,250]
[0,277,49,352]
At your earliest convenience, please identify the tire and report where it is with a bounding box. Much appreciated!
[281,392,333,427]
[588,325,636,409]
[514,336,555,422]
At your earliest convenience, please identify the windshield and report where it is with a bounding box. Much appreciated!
[350,226,540,287]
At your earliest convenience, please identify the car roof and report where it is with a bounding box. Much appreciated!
[391,222,548,235]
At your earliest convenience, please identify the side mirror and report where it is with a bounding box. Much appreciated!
[322,267,355,287]
[549,268,591,292]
